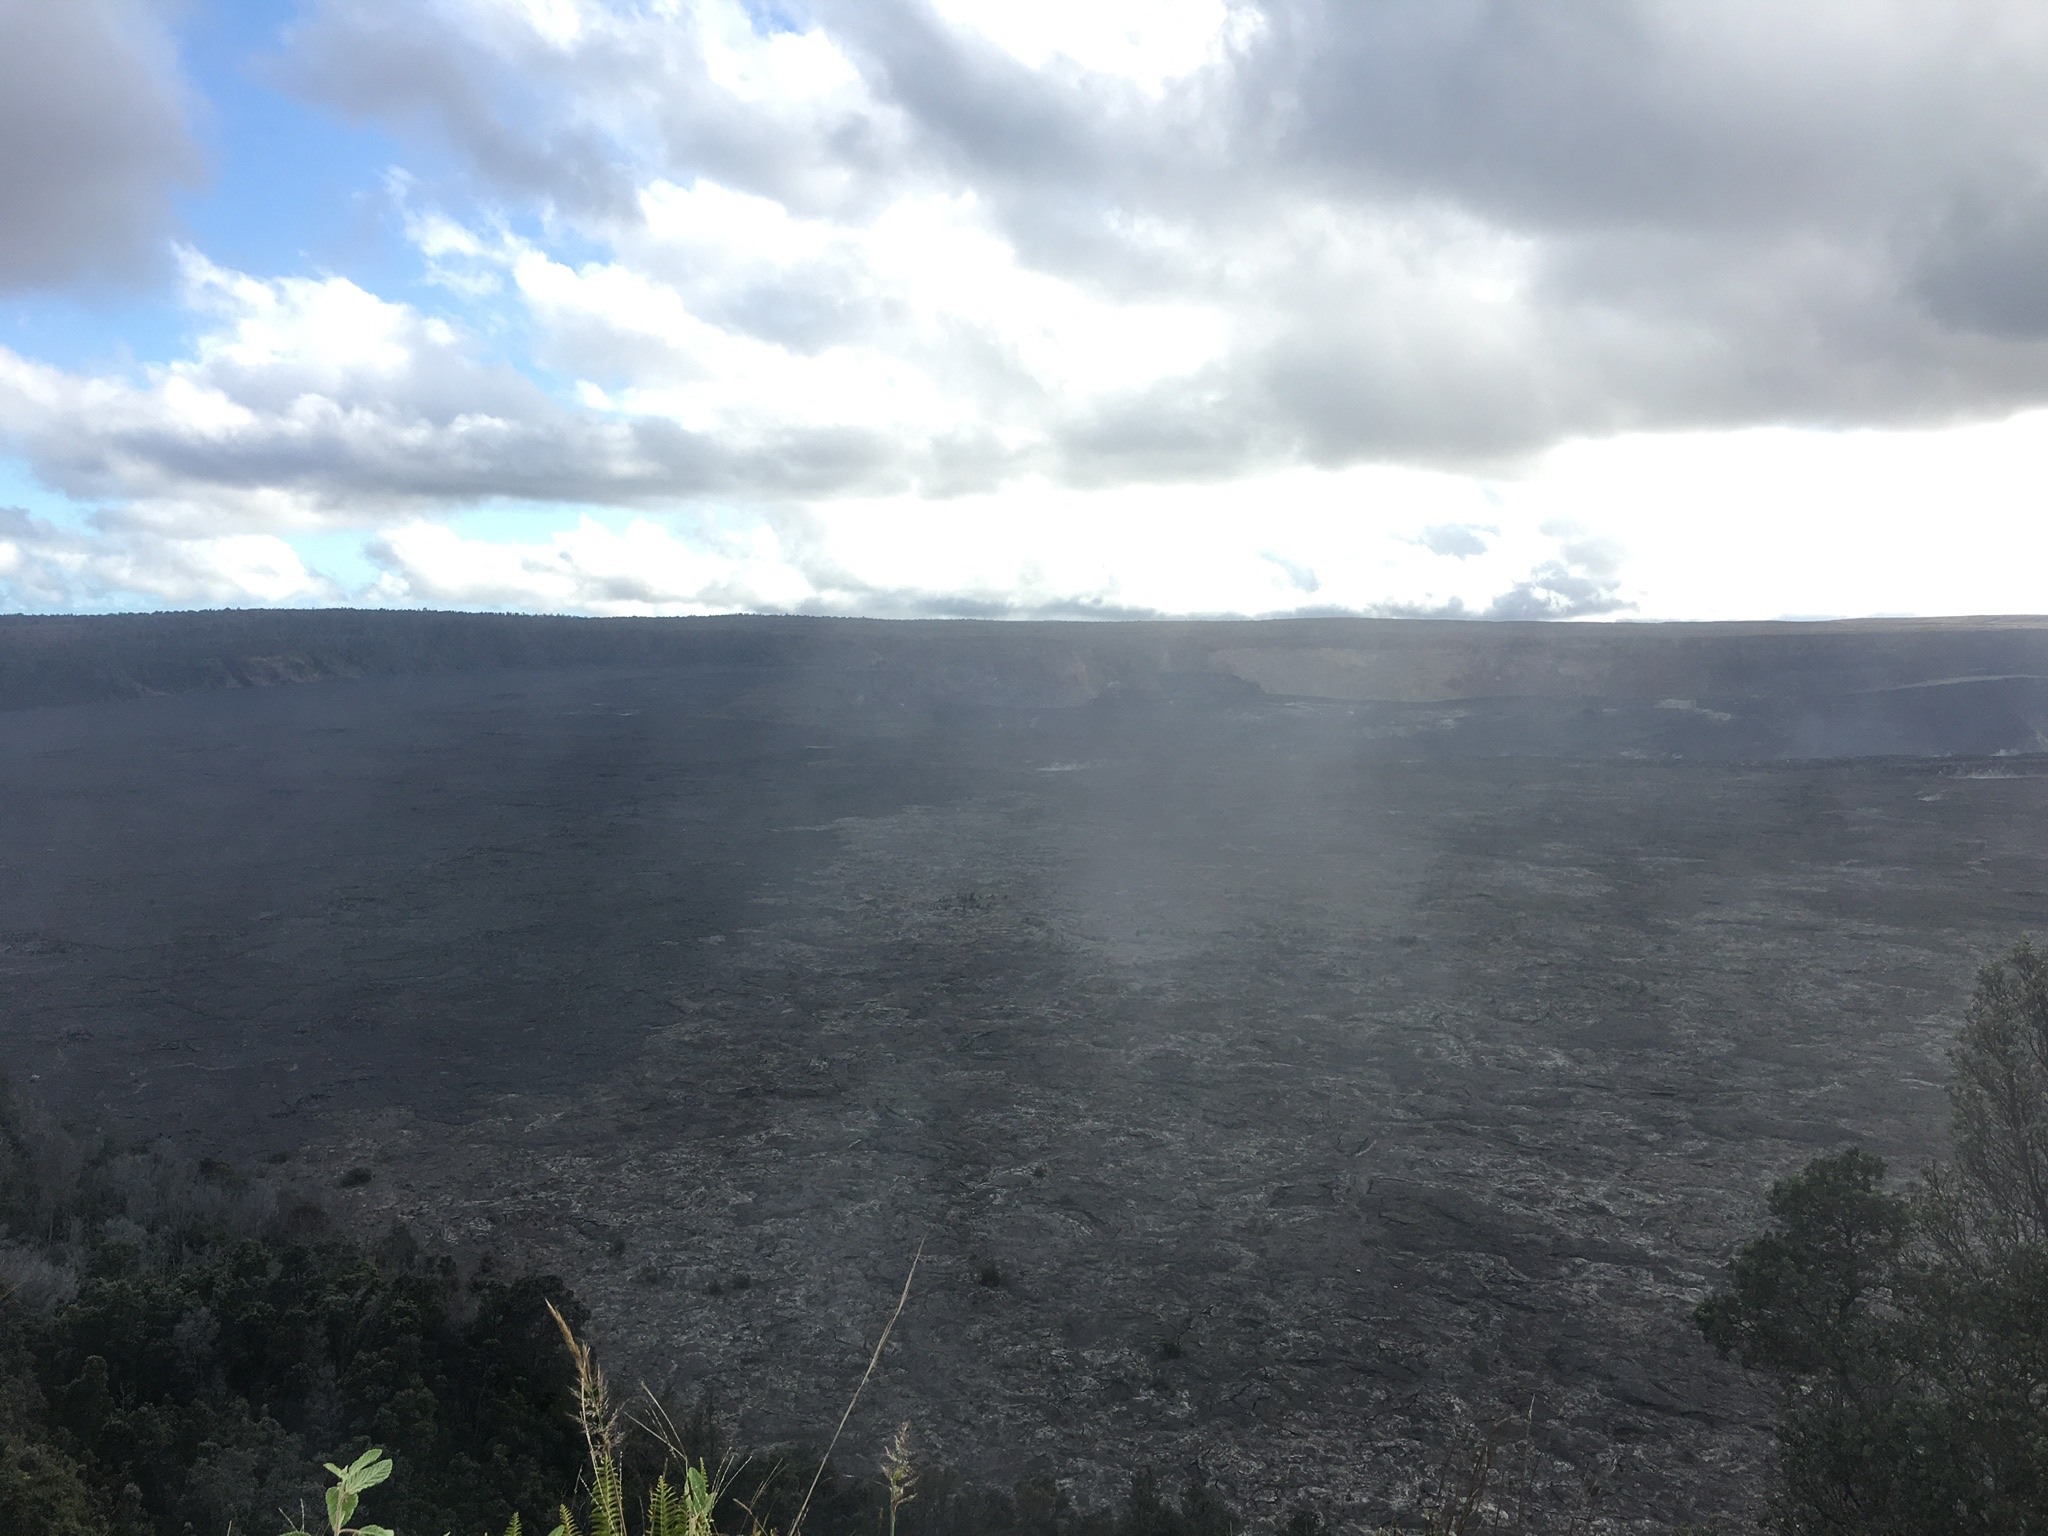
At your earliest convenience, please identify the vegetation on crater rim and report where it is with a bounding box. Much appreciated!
[1697,939,2048,1535]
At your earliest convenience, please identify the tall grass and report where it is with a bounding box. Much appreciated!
[535,1245,924,1536]
[280,1287,1649,1536]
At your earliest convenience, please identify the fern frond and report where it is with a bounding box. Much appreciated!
[591,1454,628,1536]
[647,1474,683,1536]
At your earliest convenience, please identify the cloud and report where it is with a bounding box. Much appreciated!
[248,0,2048,491]
[0,176,1250,515]
[365,515,817,614]
[1261,550,1319,593]
[923,0,1254,94]
[1419,524,1493,559]
[0,506,337,610]
[1484,565,1632,622]
[1912,184,2048,339]
[1482,520,1630,619]
[22,407,2048,622]
[13,0,2041,526]
[0,0,202,291]
[0,250,934,520]
[276,0,910,222]
[14,0,2048,623]
[357,477,1623,620]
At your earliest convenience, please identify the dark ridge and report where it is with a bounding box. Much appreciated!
[7,606,2048,716]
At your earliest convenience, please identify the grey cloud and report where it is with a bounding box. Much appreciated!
[1485,524,1630,619]
[36,397,915,513]
[362,530,673,613]
[91,0,2048,502]
[1485,564,1633,621]
[278,0,917,224]
[3,388,920,533]
[1420,524,1491,559]
[0,263,947,515]
[847,0,2048,451]
[813,1,1119,188]
[0,0,202,290]
[702,276,875,356]
[1913,187,2048,340]
[1052,374,1281,486]
[1245,2,1877,231]
[1545,524,1623,579]
[1254,314,1568,466]
[274,2,639,219]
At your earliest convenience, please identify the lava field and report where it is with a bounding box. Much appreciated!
[10,611,2048,1529]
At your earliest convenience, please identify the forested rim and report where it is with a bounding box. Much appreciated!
[10,943,2048,1534]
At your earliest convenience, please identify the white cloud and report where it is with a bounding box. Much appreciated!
[367,514,815,613]
[10,0,2048,621]
[0,507,338,610]
[1523,410,2048,621]
[0,249,924,520]
[491,179,1228,443]
[266,0,2048,494]
[10,407,2048,620]
[351,470,1583,619]
[347,412,2048,622]
[0,261,560,518]
[502,0,588,51]
[924,0,1257,93]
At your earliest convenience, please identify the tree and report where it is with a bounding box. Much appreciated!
[1698,940,2048,1535]
[1940,938,2048,1251]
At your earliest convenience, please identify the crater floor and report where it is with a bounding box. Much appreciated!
[7,657,2046,1529]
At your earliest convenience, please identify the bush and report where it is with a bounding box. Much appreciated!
[0,1077,589,1536]
[20,1235,589,1536]
[1699,939,2048,1535]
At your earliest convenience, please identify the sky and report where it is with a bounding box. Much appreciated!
[3,1,2048,621]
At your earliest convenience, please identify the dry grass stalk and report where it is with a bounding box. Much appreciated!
[881,1422,917,1536]
[788,1237,925,1536]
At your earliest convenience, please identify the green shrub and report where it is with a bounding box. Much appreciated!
[1700,940,2048,1534]
[0,1365,121,1536]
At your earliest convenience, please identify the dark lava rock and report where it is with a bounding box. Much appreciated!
[10,611,2048,1529]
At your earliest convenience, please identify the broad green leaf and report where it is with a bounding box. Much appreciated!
[353,1456,394,1492]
